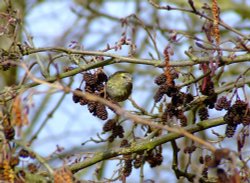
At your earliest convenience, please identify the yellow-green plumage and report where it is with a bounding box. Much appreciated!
[106,71,133,102]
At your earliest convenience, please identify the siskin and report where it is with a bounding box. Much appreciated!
[106,71,133,102]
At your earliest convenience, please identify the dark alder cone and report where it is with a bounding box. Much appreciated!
[234,99,248,113]
[28,163,38,173]
[200,79,215,96]
[96,70,108,83]
[161,109,169,123]
[154,82,179,102]
[207,81,215,95]
[225,125,237,138]
[154,84,169,102]
[184,93,194,104]
[112,125,124,138]
[72,88,82,103]
[108,135,115,142]
[146,157,156,167]
[154,153,163,167]
[87,101,97,113]
[171,93,185,107]
[83,72,97,86]
[95,103,108,120]
[235,99,247,106]
[242,115,250,126]
[96,82,105,92]
[79,97,89,105]
[154,71,178,86]
[146,153,163,167]
[176,109,187,126]
[103,119,116,132]
[215,96,231,111]
[154,73,166,85]
[167,84,178,97]
[204,94,217,109]
[123,159,133,177]
[145,151,154,165]
[1,62,13,71]
[217,168,229,182]
[133,157,143,169]
[161,103,178,124]
[84,84,94,93]
[154,88,165,102]
[179,114,188,127]
[19,149,30,158]
[107,125,124,141]
[233,114,241,125]
[198,107,209,120]
[224,99,248,126]
[120,139,129,147]
[199,156,204,164]
[223,109,235,125]
[166,103,178,117]
[4,125,15,140]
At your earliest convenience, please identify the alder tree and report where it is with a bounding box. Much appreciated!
[0,0,250,182]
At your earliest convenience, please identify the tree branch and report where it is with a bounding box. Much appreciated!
[70,117,224,173]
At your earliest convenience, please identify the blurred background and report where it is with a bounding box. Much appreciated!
[0,0,250,182]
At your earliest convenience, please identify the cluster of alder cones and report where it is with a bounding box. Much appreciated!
[72,70,109,120]
[153,72,250,137]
